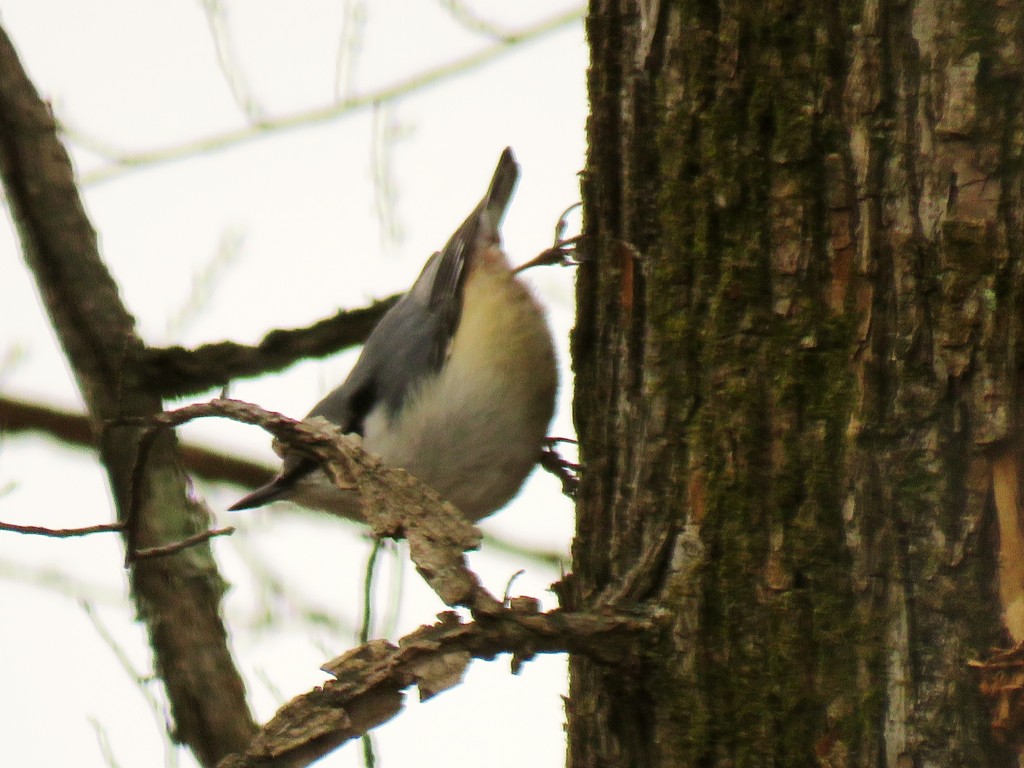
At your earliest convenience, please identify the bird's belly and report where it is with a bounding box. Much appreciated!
[363,306,556,519]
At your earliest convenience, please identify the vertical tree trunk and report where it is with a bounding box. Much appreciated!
[570,1,1024,765]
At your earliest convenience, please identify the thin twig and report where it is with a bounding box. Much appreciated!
[2,394,567,569]
[0,394,274,487]
[370,102,404,248]
[0,516,233,562]
[554,202,582,243]
[80,600,179,768]
[129,526,236,563]
[359,537,383,645]
[333,0,367,99]
[72,8,584,187]
[513,202,583,274]
[439,0,516,42]
[88,718,124,768]
[200,0,265,121]
[382,540,405,640]
[502,569,526,603]
[357,536,380,768]
[513,235,583,274]
[361,733,377,768]
[0,520,123,537]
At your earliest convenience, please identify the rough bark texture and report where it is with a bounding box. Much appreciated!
[0,26,258,766]
[571,0,1024,765]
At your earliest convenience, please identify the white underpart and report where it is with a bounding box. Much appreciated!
[290,246,557,522]
[362,246,557,520]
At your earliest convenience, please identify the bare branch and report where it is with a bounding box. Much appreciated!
[72,8,583,186]
[138,294,400,398]
[80,600,179,768]
[218,606,657,768]
[0,520,123,537]
[88,718,125,768]
[130,526,236,563]
[200,0,266,121]
[132,398,501,612]
[438,0,516,42]
[513,234,584,274]
[0,24,257,763]
[0,394,569,567]
[513,204,584,273]
[333,0,367,99]
[359,538,384,644]
[0,394,275,487]
[0,512,234,563]
[369,102,405,248]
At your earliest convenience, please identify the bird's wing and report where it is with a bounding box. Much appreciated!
[319,148,520,423]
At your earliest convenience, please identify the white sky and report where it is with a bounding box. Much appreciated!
[0,2,586,766]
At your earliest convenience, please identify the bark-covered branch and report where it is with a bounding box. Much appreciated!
[0,394,570,567]
[0,25,256,766]
[127,398,650,768]
[138,295,399,399]
[218,606,655,768]
[136,398,498,610]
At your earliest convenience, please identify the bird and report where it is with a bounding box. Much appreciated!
[229,148,558,523]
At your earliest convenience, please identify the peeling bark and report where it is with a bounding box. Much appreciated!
[573,0,1024,765]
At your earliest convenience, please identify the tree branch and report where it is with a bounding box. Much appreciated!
[71,8,583,187]
[218,606,656,768]
[0,25,256,766]
[0,395,275,487]
[138,295,399,399]
[0,395,570,567]
[130,526,236,561]
[121,396,636,767]
[0,520,123,537]
[132,398,501,611]
[128,395,651,768]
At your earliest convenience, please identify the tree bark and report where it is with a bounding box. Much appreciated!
[571,1,1024,765]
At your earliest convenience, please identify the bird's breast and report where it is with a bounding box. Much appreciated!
[363,253,557,520]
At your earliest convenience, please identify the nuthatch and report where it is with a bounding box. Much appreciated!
[229,148,558,522]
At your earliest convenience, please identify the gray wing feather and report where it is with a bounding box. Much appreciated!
[315,147,519,426]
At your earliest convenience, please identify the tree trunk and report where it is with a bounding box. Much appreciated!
[570,1,1024,765]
